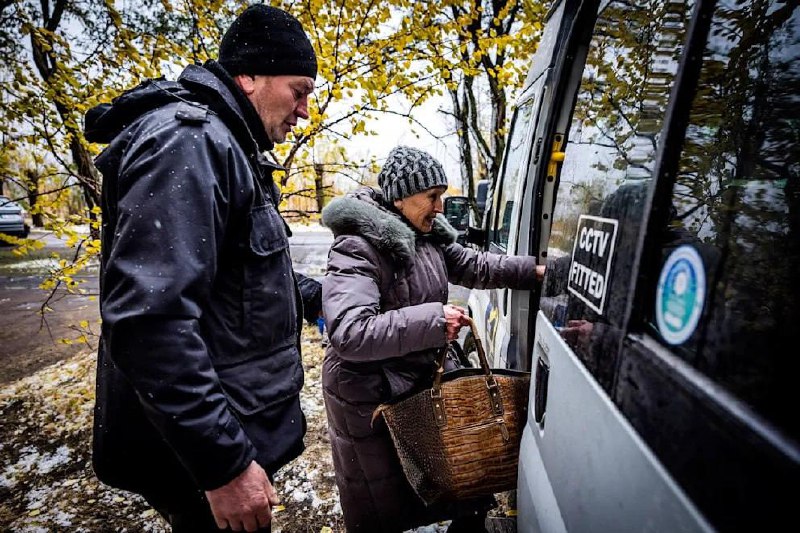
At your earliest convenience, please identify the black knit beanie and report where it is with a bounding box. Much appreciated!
[378,146,449,202]
[219,4,317,79]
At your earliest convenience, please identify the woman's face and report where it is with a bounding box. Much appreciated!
[394,186,447,233]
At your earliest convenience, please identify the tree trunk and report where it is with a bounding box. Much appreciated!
[69,136,102,239]
[314,163,326,213]
[450,80,479,219]
[29,0,101,236]
[24,169,44,227]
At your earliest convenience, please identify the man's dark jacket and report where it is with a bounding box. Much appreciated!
[85,62,317,501]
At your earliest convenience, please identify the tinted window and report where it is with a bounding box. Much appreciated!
[490,99,536,250]
[645,0,800,439]
[540,0,694,390]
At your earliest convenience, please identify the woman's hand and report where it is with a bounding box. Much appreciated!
[559,319,593,348]
[536,264,546,282]
[443,304,470,341]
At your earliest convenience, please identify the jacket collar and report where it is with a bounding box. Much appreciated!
[85,62,273,161]
[321,186,458,264]
[178,62,274,159]
[199,61,274,153]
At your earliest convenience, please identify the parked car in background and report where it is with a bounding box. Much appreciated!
[0,195,30,241]
[446,0,800,530]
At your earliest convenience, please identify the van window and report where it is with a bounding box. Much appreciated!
[540,0,694,390]
[444,196,469,231]
[489,99,536,252]
[645,0,800,440]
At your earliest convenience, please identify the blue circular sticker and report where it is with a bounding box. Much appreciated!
[656,245,706,345]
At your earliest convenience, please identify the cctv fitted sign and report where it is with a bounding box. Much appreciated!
[568,215,619,315]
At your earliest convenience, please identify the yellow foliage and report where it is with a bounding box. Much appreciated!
[3,0,547,294]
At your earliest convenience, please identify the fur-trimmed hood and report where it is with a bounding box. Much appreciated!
[321,186,458,264]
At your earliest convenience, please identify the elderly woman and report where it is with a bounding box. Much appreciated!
[321,146,544,532]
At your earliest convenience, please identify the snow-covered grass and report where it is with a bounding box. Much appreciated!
[0,327,346,532]
[0,258,62,275]
[0,324,500,532]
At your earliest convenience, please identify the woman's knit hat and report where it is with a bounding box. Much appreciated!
[218,4,317,79]
[378,146,449,202]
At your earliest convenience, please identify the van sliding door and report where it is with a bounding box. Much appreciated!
[483,87,544,369]
[519,0,707,530]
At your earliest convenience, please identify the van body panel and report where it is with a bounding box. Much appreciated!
[517,428,567,533]
[521,313,712,533]
[466,0,800,528]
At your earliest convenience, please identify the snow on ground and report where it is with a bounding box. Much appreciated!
[0,324,464,532]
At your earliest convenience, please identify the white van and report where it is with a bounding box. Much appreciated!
[446,0,800,530]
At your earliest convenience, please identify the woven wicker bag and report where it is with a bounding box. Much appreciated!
[372,317,530,505]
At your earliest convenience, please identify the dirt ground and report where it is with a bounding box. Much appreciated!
[0,286,99,385]
[0,323,514,532]
[0,243,513,532]
[0,325,347,532]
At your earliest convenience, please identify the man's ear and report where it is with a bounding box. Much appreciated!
[394,199,403,210]
[233,74,256,95]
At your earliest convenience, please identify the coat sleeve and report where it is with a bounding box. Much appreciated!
[443,242,539,290]
[296,272,322,324]
[101,114,254,491]
[322,236,448,362]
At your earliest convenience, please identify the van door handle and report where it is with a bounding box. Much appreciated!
[534,356,549,425]
[547,134,566,181]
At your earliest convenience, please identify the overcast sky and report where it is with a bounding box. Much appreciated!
[331,92,463,192]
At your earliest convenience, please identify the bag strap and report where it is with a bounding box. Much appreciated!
[433,317,490,385]
[372,317,508,433]
[431,317,505,419]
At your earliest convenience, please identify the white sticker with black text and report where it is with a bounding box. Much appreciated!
[567,215,619,315]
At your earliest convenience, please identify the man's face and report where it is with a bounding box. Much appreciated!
[394,186,447,233]
[239,75,314,143]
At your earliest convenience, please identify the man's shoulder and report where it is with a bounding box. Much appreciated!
[174,101,210,124]
[131,99,235,146]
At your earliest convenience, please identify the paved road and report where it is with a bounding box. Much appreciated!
[0,227,471,384]
[0,230,100,383]
[288,229,334,279]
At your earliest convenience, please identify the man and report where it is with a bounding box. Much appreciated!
[84,5,320,532]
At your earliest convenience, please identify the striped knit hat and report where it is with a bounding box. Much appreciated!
[378,146,449,202]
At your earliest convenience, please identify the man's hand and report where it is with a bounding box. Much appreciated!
[443,304,470,341]
[205,461,279,532]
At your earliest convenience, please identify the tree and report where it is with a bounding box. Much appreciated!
[2,0,186,207]
[0,0,187,319]
[390,0,547,217]
[275,0,547,219]
[0,0,548,336]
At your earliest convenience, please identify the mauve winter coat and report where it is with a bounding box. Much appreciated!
[320,187,539,532]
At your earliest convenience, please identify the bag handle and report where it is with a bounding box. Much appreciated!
[433,316,490,385]
[432,316,505,418]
